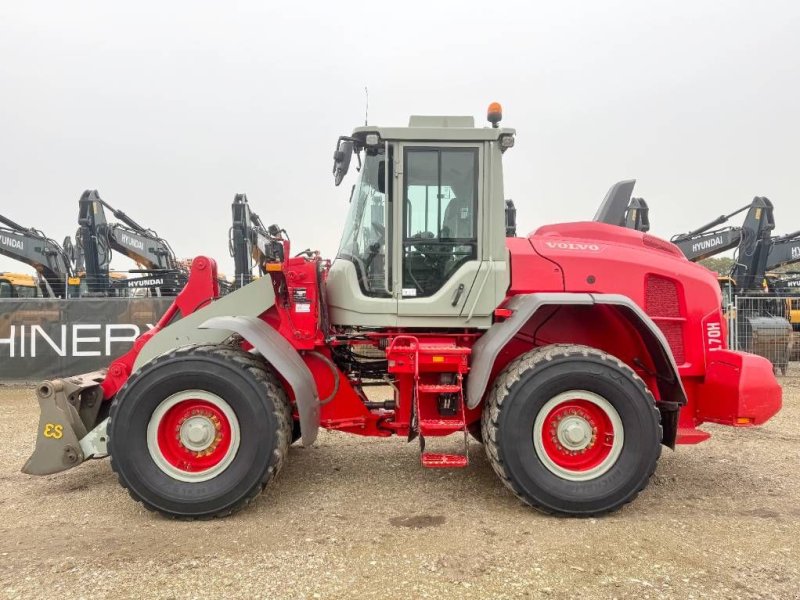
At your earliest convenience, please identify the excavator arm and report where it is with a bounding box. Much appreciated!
[766,231,800,271]
[672,227,742,261]
[230,193,255,288]
[729,198,775,292]
[624,197,650,232]
[77,190,186,295]
[229,194,285,289]
[0,213,74,298]
[670,197,773,264]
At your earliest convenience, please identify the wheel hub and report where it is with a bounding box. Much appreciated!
[557,415,595,450]
[179,413,222,454]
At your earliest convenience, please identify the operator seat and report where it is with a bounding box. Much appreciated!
[442,195,473,239]
[441,194,475,279]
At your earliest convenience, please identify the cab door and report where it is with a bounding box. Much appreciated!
[395,143,488,324]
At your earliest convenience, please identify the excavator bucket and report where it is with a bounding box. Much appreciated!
[22,372,107,475]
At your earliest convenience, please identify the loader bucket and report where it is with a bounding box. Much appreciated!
[22,371,106,475]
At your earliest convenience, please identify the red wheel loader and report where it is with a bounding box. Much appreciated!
[22,105,782,518]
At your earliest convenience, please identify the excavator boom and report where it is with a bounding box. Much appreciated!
[0,213,74,298]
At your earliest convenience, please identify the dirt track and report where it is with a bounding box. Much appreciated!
[0,375,799,599]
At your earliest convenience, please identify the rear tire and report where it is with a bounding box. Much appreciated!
[108,344,291,519]
[482,344,661,516]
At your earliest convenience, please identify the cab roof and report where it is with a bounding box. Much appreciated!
[352,115,515,142]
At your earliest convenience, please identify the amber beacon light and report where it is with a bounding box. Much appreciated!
[487,102,503,127]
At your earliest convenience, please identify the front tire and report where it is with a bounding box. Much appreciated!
[482,344,661,516]
[108,345,291,519]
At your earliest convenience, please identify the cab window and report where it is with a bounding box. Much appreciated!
[402,148,477,297]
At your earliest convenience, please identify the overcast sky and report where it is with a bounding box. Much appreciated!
[1,0,799,279]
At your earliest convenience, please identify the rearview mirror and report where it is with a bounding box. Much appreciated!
[333,138,354,186]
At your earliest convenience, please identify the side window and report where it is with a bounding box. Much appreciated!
[0,281,12,298]
[17,285,37,298]
[336,150,391,297]
[403,148,478,297]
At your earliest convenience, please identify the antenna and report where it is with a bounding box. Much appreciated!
[364,86,369,126]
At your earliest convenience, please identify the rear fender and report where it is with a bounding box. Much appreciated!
[199,315,320,446]
[468,293,687,446]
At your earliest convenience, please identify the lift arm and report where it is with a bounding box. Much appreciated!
[0,213,74,298]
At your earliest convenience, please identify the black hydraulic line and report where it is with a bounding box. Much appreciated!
[98,199,149,234]
[672,203,751,242]
[0,214,28,232]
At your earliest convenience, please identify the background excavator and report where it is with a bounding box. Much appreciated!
[669,197,773,263]
[0,213,77,298]
[75,190,187,297]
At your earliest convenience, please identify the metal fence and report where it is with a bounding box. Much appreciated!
[730,295,796,376]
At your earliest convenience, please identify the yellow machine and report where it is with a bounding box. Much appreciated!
[787,297,800,360]
[789,298,800,328]
[0,273,42,298]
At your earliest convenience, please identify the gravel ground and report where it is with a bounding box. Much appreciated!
[0,373,798,600]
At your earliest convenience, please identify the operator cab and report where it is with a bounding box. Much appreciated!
[327,106,515,328]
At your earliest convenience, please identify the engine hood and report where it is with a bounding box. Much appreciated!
[523,221,719,298]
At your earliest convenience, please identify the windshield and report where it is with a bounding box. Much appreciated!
[337,150,390,296]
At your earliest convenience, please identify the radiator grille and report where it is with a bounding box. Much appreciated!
[645,275,681,317]
[645,275,686,363]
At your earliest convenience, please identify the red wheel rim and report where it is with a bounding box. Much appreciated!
[533,391,624,481]
[156,399,232,472]
[147,390,241,482]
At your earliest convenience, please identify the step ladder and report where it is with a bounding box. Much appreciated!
[388,336,470,468]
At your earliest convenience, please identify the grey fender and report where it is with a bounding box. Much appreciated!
[466,292,687,410]
[134,276,277,371]
[199,315,320,447]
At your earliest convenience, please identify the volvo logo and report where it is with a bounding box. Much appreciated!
[544,241,601,252]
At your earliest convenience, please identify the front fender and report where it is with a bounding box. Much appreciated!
[133,275,277,371]
[199,315,320,447]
